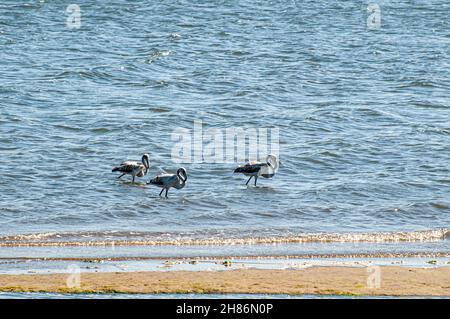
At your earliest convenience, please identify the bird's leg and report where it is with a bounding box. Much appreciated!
[132,175,135,183]
[117,174,125,179]
[245,176,253,185]
[159,188,164,197]
[254,177,258,186]
[165,189,169,198]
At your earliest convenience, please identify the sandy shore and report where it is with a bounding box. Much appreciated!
[0,266,449,296]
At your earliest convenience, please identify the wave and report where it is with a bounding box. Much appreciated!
[147,49,171,64]
[1,251,449,262]
[0,229,447,247]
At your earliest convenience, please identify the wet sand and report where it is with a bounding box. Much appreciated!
[0,266,449,296]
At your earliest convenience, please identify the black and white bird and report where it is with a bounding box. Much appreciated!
[112,153,150,183]
[234,154,279,186]
[147,167,187,197]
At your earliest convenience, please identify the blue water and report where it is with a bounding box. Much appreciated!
[0,292,425,299]
[0,1,449,250]
[0,292,448,299]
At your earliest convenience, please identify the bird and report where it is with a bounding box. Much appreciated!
[234,154,279,186]
[147,167,187,197]
[112,153,150,183]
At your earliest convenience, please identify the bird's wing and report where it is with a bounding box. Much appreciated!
[163,174,178,186]
[150,174,177,186]
[113,161,140,173]
[234,162,264,174]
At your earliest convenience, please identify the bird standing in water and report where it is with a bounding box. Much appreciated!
[147,167,187,197]
[234,154,279,186]
[112,153,150,183]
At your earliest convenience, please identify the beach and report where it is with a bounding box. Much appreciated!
[0,266,449,296]
[0,239,448,298]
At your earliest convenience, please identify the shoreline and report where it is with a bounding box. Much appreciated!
[1,251,450,262]
[1,266,449,296]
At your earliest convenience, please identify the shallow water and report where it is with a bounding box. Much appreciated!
[1,292,449,299]
[0,292,320,299]
[1,255,449,276]
[0,292,407,299]
[0,1,449,251]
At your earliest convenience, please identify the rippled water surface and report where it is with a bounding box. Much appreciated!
[0,1,449,248]
[0,292,402,299]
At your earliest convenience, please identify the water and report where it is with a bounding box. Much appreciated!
[0,1,449,254]
[5,292,439,299]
